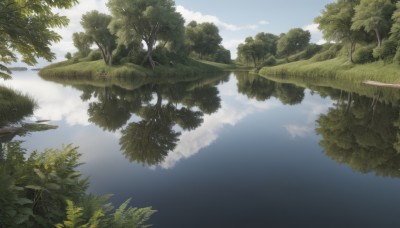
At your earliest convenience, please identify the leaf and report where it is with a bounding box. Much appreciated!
[16,198,33,205]
[34,168,46,180]
[25,185,43,190]
[45,183,61,190]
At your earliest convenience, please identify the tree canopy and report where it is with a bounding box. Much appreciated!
[107,0,185,70]
[0,0,78,79]
[186,21,223,59]
[277,28,311,57]
[81,11,117,65]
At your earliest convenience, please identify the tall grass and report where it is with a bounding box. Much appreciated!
[0,86,37,126]
[39,58,225,79]
[259,57,400,83]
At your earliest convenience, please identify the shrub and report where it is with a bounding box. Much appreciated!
[372,39,397,60]
[261,55,277,67]
[88,49,102,61]
[353,46,374,64]
[312,44,341,62]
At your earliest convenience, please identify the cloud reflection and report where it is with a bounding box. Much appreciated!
[4,72,92,126]
[160,78,278,169]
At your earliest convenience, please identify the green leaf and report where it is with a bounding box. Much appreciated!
[25,185,43,190]
[45,183,61,190]
[16,198,33,205]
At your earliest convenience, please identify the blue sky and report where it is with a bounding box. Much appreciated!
[46,0,335,63]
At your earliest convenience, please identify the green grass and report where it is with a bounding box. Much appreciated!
[259,57,400,83]
[0,86,37,126]
[197,60,250,71]
[39,58,229,79]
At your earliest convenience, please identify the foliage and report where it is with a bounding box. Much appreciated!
[315,0,365,62]
[186,21,223,59]
[277,28,311,57]
[107,0,185,70]
[372,39,397,60]
[0,0,78,79]
[0,142,155,227]
[81,11,117,65]
[213,45,232,64]
[353,45,374,64]
[72,32,92,58]
[0,86,36,126]
[65,53,72,60]
[351,0,395,47]
[237,32,278,67]
[88,49,103,61]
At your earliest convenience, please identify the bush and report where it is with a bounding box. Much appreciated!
[88,49,102,61]
[353,46,374,64]
[261,55,277,67]
[303,44,322,59]
[372,39,397,61]
[0,142,156,228]
[312,44,341,62]
[71,56,80,64]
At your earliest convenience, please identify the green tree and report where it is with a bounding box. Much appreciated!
[186,21,223,59]
[72,32,92,58]
[352,0,396,47]
[108,0,185,70]
[315,0,363,62]
[277,28,311,57]
[65,52,72,60]
[0,0,78,79]
[81,11,117,65]
[213,45,231,64]
[237,32,278,67]
[390,1,400,41]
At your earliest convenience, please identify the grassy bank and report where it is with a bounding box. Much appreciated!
[0,86,37,126]
[259,58,400,84]
[39,58,228,79]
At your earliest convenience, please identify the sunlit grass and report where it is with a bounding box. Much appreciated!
[259,57,400,83]
[40,58,226,79]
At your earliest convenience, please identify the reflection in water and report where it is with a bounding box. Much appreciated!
[236,72,305,105]
[41,71,400,177]
[316,92,400,177]
[61,74,227,166]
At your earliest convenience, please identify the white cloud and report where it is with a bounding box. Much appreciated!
[51,0,109,61]
[176,5,267,32]
[303,23,325,45]
[285,125,312,138]
[159,77,278,169]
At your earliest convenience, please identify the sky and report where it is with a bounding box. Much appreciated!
[44,0,335,65]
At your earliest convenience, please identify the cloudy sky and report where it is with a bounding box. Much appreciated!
[47,0,334,64]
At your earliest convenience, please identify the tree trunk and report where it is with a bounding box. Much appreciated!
[374,29,381,48]
[141,41,156,70]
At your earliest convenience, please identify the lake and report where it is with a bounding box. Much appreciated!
[4,71,400,227]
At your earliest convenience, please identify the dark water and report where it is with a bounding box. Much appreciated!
[4,71,400,227]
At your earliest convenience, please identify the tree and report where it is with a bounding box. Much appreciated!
[315,0,364,62]
[237,33,278,67]
[72,32,92,58]
[81,11,117,65]
[277,28,311,57]
[352,0,396,47]
[213,45,231,64]
[65,52,72,60]
[186,21,223,59]
[389,1,400,41]
[107,0,185,70]
[0,0,78,79]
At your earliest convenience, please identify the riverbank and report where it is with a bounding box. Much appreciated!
[39,58,233,79]
[259,58,400,84]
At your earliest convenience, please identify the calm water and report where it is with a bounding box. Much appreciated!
[4,71,400,227]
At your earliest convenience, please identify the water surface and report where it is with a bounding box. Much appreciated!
[4,71,400,227]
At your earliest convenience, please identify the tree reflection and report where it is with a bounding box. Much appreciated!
[73,75,226,166]
[316,92,400,177]
[235,72,305,105]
